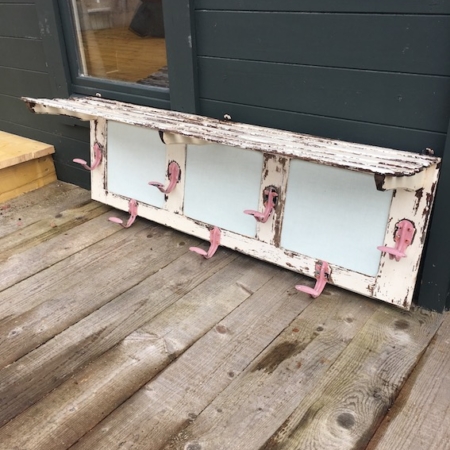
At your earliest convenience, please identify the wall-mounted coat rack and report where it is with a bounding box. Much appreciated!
[23,96,440,308]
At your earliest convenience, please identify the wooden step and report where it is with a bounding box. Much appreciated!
[0,131,57,202]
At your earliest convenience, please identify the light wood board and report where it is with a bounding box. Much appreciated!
[0,131,54,170]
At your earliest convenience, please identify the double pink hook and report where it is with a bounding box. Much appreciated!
[244,188,278,223]
[296,261,331,299]
[73,143,102,171]
[190,227,221,259]
[378,219,415,262]
[109,199,138,228]
[149,161,180,194]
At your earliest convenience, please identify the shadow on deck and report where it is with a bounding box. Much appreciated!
[0,182,448,450]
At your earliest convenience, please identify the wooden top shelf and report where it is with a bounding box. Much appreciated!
[23,96,439,178]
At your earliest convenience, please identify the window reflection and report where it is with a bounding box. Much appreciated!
[72,0,168,87]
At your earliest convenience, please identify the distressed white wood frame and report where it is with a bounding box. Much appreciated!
[24,97,441,309]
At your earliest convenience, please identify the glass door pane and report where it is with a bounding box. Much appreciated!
[71,0,168,87]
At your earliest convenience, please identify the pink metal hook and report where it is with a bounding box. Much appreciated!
[108,199,138,228]
[190,227,221,259]
[244,188,278,223]
[148,161,180,194]
[73,143,102,171]
[296,261,331,299]
[378,219,416,262]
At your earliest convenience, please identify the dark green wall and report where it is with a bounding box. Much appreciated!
[194,1,450,156]
[0,0,90,189]
[1,0,449,310]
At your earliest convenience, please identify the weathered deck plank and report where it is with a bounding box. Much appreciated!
[0,200,108,258]
[367,312,450,450]
[70,270,310,450]
[0,209,121,293]
[0,244,236,427]
[0,183,446,450]
[0,256,277,450]
[0,181,87,238]
[160,292,378,450]
[259,307,443,450]
[0,219,201,369]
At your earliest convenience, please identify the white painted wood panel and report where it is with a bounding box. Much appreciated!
[281,161,393,276]
[25,97,438,178]
[184,144,263,237]
[107,122,166,208]
[25,98,441,309]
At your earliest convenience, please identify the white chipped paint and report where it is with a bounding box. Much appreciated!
[374,164,440,308]
[23,97,439,178]
[164,143,186,215]
[255,154,290,245]
[26,98,442,309]
[94,189,374,299]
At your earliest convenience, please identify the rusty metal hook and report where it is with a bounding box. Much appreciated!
[108,199,138,228]
[73,142,102,171]
[244,188,278,223]
[296,261,331,299]
[190,227,221,259]
[149,161,180,194]
[378,219,415,262]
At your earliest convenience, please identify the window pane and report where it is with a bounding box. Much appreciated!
[71,0,168,87]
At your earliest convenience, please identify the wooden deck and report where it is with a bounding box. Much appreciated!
[0,182,449,450]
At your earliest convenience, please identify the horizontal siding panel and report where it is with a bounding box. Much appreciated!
[198,57,450,133]
[0,37,46,72]
[196,12,450,76]
[200,100,447,157]
[0,67,52,97]
[0,4,40,39]
[0,95,91,142]
[195,0,450,14]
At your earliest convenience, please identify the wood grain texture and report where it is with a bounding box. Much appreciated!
[0,200,101,257]
[0,181,88,238]
[0,246,236,427]
[0,130,54,169]
[259,307,443,450]
[0,220,193,369]
[0,184,445,449]
[0,256,276,450]
[70,270,310,450]
[0,156,56,202]
[25,97,439,177]
[366,312,450,450]
[160,292,378,450]
[71,103,438,308]
[0,206,115,292]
